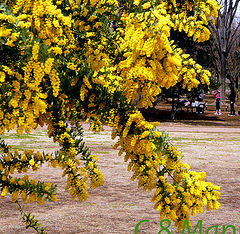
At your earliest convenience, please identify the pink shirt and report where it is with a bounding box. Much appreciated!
[212,90,221,99]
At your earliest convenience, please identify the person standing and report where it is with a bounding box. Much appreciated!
[196,90,205,114]
[197,90,205,102]
[229,83,236,116]
[212,89,222,115]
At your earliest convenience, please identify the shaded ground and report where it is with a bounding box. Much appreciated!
[141,108,240,126]
[0,114,240,233]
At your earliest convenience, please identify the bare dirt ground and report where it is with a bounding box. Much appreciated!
[0,111,240,234]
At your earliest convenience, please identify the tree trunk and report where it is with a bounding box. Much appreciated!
[219,69,226,101]
[219,54,227,102]
[238,76,240,102]
[171,97,176,120]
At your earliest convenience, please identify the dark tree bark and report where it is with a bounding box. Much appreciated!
[208,0,240,101]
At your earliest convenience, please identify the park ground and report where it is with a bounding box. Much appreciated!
[0,111,240,233]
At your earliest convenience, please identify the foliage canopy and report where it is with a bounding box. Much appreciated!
[0,0,221,231]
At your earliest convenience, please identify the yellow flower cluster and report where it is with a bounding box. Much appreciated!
[0,0,73,133]
[0,0,221,230]
[179,54,211,90]
[0,149,57,204]
[0,121,104,204]
[117,0,218,108]
[118,9,179,108]
[170,0,220,42]
[0,61,48,134]
[111,110,221,230]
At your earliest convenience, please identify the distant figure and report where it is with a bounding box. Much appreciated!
[197,91,205,102]
[229,84,236,116]
[183,100,190,107]
[212,89,222,115]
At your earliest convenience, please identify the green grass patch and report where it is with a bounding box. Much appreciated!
[113,162,125,165]
[0,133,36,139]
[171,137,215,142]
[11,145,25,151]
[194,157,207,161]
[83,202,93,207]
[0,130,57,152]
[93,151,110,154]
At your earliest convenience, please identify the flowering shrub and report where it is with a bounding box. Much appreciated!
[0,0,221,232]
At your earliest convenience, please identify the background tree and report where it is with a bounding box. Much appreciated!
[208,0,240,100]
[150,30,216,119]
[227,29,240,98]
[0,0,221,232]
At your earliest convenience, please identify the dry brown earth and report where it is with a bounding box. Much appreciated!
[0,114,240,234]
